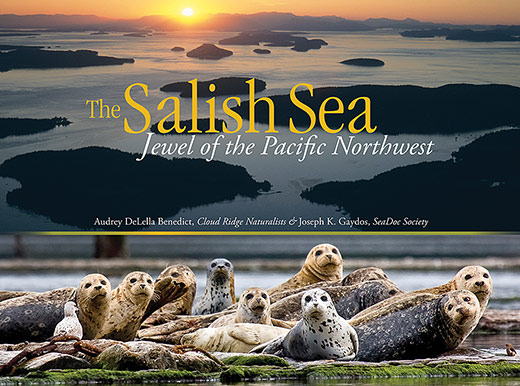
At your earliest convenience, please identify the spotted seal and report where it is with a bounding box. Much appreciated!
[142,265,196,326]
[0,288,74,343]
[192,258,236,315]
[270,280,402,321]
[351,290,481,361]
[96,271,154,341]
[53,301,83,339]
[254,289,358,361]
[268,244,343,296]
[210,287,272,327]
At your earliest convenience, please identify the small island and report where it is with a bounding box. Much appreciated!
[253,48,271,54]
[0,45,134,72]
[160,77,266,97]
[186,44,233,60]
[0,117,71,139]
[400,28,520,42]
[219,31,328,52]
[301,129,520,231]
[123,32,148,38]
[171,46,185,52]
[340,58,385,67]
[150,118,227,134]
[0,147,271,230]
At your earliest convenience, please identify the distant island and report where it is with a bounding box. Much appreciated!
[186,43,233,60]
[0,147,271,230]
[231,84,520,134]
[160,77,266,97]
[0,45,134,72]
[219,31,328,52]
[171,46,185,52]
[150,118,226,134]
[301,129,520,231]
[340,58,385,67]
[253,48,271,54]
[400,27,520,42]
[0,117,71,139]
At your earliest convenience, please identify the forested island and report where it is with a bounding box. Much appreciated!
[0,147,271,230]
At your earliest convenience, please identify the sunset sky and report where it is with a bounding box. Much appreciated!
[1,0,519,24]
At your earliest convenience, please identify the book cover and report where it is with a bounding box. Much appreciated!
[0,0,519,380]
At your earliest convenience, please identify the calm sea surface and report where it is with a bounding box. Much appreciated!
[0,31,519,230]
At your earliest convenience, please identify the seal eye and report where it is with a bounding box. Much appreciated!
[483,273,489,279]
[100,280,106,285]
[320,295,328,302]
[448,304,453,311]
[332,248,338,254]
[389,290,396,295]
[246,294,253,300]
[172,273,179,278]
[315,250,322,256]
[463,297,470,302]
[261,293,267,299]
[464,274,472,280]
[225,262,231,268]
[211,263,216,268]
[304,296,312,303]
[85,283,91,288]
[147,279,152,284]
[130,278,137,283]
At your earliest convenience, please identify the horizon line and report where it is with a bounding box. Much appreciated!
[1,12,518,27]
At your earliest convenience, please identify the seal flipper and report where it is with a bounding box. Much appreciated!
[250,334,287,354]
[228,326,262,345]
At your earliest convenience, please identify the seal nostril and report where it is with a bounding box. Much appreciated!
[140,284,145,289]
[94,286,101,290]
[456,307,464,314]
[476,281,484,287]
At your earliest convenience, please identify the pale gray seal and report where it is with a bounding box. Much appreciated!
[192,258,236,315]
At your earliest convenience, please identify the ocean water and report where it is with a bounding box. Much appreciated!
[0,31,519,230]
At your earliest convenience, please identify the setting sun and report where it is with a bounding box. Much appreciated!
[182,7,194,16]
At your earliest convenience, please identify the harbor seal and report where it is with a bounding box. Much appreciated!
[97,271,154,341]
[268,244,343,295]
[421,266,492,317]
[352,265,492,323]
[181,323,288,353]
[142,265,196,326]
[76,273,111,339]
[53,301,83,339]
[254,289,358,361]
[210,287,272,327]
[342,267,389,286]
[351,290,481,361]
[270,280,402,321]
[0,287,75,343]
[192,258,236,315]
